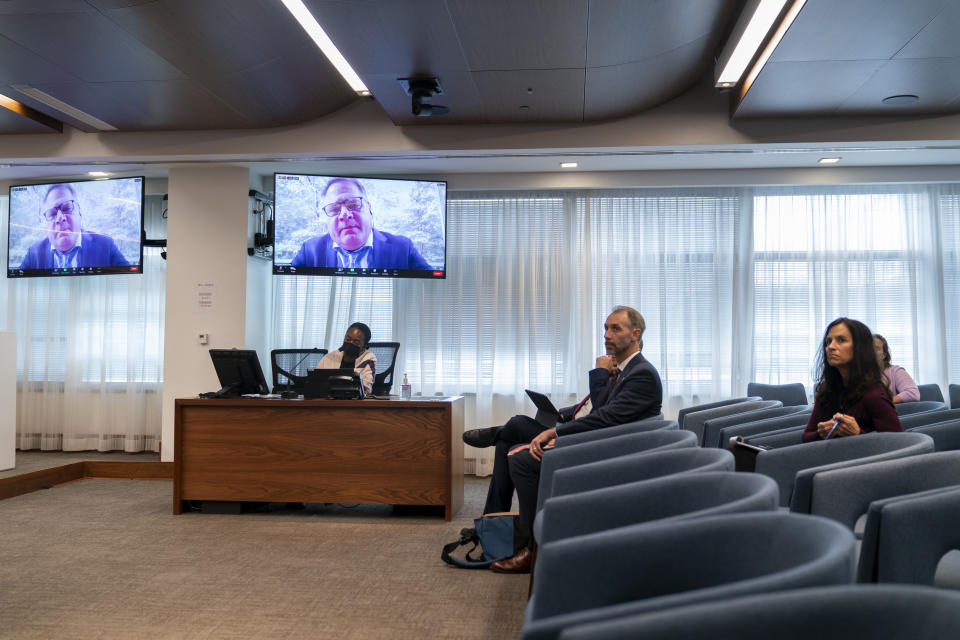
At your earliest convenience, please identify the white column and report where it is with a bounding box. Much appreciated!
[160,166,250,461]
[0,331,15,470]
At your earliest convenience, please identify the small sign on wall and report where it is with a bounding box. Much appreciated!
[196,282,215,312]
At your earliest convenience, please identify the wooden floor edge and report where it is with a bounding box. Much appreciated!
[0,461,173,501]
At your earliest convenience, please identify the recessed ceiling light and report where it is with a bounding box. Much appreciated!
[88,171,111,177]
[818,157,841,164]
[882,94,919,106]
[715,0,799,87]
[280,0,370,96]
[560,162,578,169]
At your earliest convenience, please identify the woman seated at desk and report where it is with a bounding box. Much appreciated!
[317,322,377,397]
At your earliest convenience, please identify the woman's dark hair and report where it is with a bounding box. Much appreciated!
[348,321,371,348]
[873,333,892,368]
[814,317,889,409]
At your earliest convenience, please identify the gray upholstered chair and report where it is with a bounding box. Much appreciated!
[544,447,733,507]
[683,399,782,445]
[747,424,806,449]
[701,405,810,448]
[718,410,812,448]
[746,382,809,406]
[535,471,778,546]
[523,512,856,640]
[752,431,935,508]
[557,585,960,640]
[898,407,960,429]
[676,396,758,430]
[895,400,947,416]
[803,451,960,531]
[910,418,960,450]
[536,429,697,511]
[555,418,677,449]
[917,383,945,403]
[858,485,960,585]
[950,383,960,409]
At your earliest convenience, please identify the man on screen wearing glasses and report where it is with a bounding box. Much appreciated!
[19,183,129,270]
[289,177,431,270]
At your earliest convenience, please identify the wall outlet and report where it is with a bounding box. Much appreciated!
[198,333,209,345]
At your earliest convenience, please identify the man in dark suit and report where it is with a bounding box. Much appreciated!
[462,306,663,573]
[19,183,129,270]
[289,177,431,270]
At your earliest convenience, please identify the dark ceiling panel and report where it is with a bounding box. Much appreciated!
[26,80,253,130]
[896,1,960,59]
[0,11,183,83]
[0,34,79,85]
[473,69,586,122]
[308,0,469,75]
[584,37,713,120]
[446,0,588,71]
[735,60,886,117]
[839,59,960,114]
[586,0,737,66]
[771,0,946,62]
[0,0,92,14]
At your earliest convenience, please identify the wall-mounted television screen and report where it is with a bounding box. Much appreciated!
[272,173,446,278]
[7,176,144,278]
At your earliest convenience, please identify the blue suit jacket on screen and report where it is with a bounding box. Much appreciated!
[289,229,432,270]
[554,352,663,437]
[19,232,130,269]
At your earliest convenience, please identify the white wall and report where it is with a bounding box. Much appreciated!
[160,165,251,461]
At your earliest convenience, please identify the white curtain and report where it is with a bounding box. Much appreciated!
[748,185,948,397]
[1,194,165,452]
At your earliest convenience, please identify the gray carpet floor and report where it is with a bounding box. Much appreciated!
[0,470,526,639]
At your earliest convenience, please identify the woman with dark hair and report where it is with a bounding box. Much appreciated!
[802,318,902,442]
[873,333,920,404]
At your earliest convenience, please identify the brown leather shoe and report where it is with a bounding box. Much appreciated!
[491,547,532,574]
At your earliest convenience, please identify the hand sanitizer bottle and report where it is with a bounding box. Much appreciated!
[401,373,412,399]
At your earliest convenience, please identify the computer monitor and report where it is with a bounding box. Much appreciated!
[304,368,364,399]
[208,349,270,397]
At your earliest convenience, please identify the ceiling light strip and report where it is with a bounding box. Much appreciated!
[14,87,116,131]
[716,0,791,87]
[739,0,807,100]
[280,0,370,96]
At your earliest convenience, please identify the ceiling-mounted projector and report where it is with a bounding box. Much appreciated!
[398,77,449,117]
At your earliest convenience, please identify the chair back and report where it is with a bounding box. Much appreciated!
[537,429,697,511]
[270,348,328,393]
[746,382,809,406]
[910,418,960,451]
[547,446,733,506]
[895,400,947,416]
[684,400,782,445]
[702,405,809,448]
[367,341,400,395]
[917,383,945,403]
[536,471,779,546]
[676,397,758,430]
[717,410,812,447]
[525,512,856,640]
[556,418,677,449]
[950,383,960,409]
[899,407,960,430]
[558,585,960,640]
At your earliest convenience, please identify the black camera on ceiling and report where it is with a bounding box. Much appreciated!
[398,77,449,117]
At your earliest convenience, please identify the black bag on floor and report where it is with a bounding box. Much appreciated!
[441,512,522,569]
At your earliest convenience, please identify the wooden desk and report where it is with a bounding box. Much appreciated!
[173,396,464,520]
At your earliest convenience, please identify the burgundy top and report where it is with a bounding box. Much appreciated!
[802,384,903,443]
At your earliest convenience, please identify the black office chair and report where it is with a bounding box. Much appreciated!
[367,342,400,396]
[270,348,328,393]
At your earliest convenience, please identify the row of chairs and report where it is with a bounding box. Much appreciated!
[746,380,960,408]
[269,343,400,395]
[518,396,960,638]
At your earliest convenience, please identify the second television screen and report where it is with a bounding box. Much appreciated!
[273,173,446,278]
